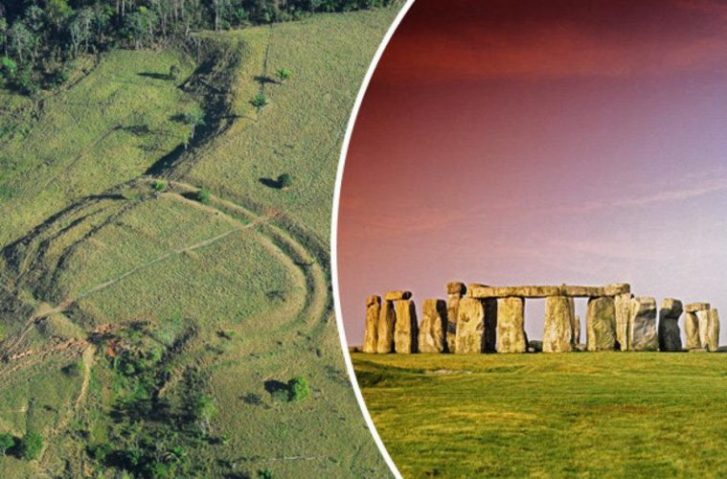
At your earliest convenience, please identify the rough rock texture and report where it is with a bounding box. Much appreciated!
[363,295,381,353]
[629,297,658,351]
[707,309,720,352]
[446,283,466,353]
[470,283,630,299]
[496,297,526,353]
[697,309,711,350]
[384,290,412,301]
[586,296,617,351]
[685,302,710,313]
[614,293,633,351]
[375,300,396,353]
[543,295,573,352]
[658,298,683,352]
[419,299,447,353]
[455,297,486,354]
[684,311,701,351]
[393,299,418,354]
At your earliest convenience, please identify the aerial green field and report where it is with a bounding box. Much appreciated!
[0,5,402,478]
[353,352,727,478]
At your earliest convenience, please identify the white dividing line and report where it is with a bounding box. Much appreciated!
[331,2,415,478]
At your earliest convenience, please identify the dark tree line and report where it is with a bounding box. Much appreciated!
[0,0,392,94]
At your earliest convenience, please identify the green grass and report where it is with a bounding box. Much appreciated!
[353,352,727,478]
[0,5,402,477]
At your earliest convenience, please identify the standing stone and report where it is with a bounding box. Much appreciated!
[446,282,466,353]
[455,297,485,354]
[375,300,396,353]
[543,296,573,353]
[707,309,720,352]
[658,298,683,352]
[496,297,526,353]
[685,302,710,350]
[614,293,633,351]
[393,299,418,354]
[568,298,580,345]
[697,309,711,350]
[629,297,658,351]
[586,296,617,351]
[419,299,448,353]
[362,295,381,353]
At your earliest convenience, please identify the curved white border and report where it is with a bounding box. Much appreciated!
[331,2,414,478]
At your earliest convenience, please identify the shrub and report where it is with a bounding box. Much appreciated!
[169,64,181,81]
[195,187,211,204]
[276,68,291,83]
[61,362,81,377]
[151,179,167,192]
[251,93,268,108]
[258,469,273,479]
[287,376,309,402]
[19,432,43,460]
[0,433,15,456]
[277,173,292,189]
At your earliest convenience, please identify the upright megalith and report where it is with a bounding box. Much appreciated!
[496,297,526,353]
[363,295,381,353]
[706,309,720,352]
[658,298,683,352]
[419,299,448,353]
[614,293,633,351]
[455,297,486,354]
[568,298,580,346]
[586,296,617,351]
[543,295,573,352]
[684,302,709,350]
[393,299,418,354]
[375,300,396,353]
[446,282,466,353]
[629,297,658,351]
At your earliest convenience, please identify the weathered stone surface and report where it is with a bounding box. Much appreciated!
[496,297,526,353]
[568,298,580,345]
[543,296,573,353]
[697,308,711,349]
[604,283,631,296]
[586,296,617,351]
[375,300,396,353]
[418,299,447,353]
[455,297,486,354]
[470,283,630,299]
[629,297,658,351]
[447,282,467,295]
[362,295,381,353]
[658,298,683,352]
[707,309,720,352]
[684,310,701,350]
[393,299,418,354]
[685,302,710,313]
[384,290,412,301]
[614,293,633,351]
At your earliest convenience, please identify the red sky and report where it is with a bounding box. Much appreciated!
[337,0,727,344]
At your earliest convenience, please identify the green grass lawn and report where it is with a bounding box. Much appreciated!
[353,352,727,478]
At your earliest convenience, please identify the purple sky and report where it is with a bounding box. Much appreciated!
[338,0,727,345]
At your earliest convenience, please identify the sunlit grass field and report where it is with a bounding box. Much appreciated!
[353,352,727,478]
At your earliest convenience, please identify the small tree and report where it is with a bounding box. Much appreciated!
[169,64,181,81]
[151,179,167,192]
[251,93,268,108]
[277,173,292,190]
[287,376,309,402]
[19,432,43,460]
[0,433,15,457]
[195,187,211,205]
[275,68,291,83]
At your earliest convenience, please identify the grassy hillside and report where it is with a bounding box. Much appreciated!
[353,352,727,478]
[0,5,402,478]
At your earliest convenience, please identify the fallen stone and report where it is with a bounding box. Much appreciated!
[528,340,543,353]
[393,299,418,353]
[684,310,701,351]
[707,309,720,352]
[446,281,467,295]
[375,300,396,353]
[614,293,633,351]
[586,296,617,351]
[455,297,486,354]
[496,297,526,353]
[384,290,412,301]
[630,297,658,351]
[419,299,448,353]
[543,295,573,353]
[362,295,381,353]
[658,298,683,352]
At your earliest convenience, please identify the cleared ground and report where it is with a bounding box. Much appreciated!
[0,5,402,477]
[353,352,727,478]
